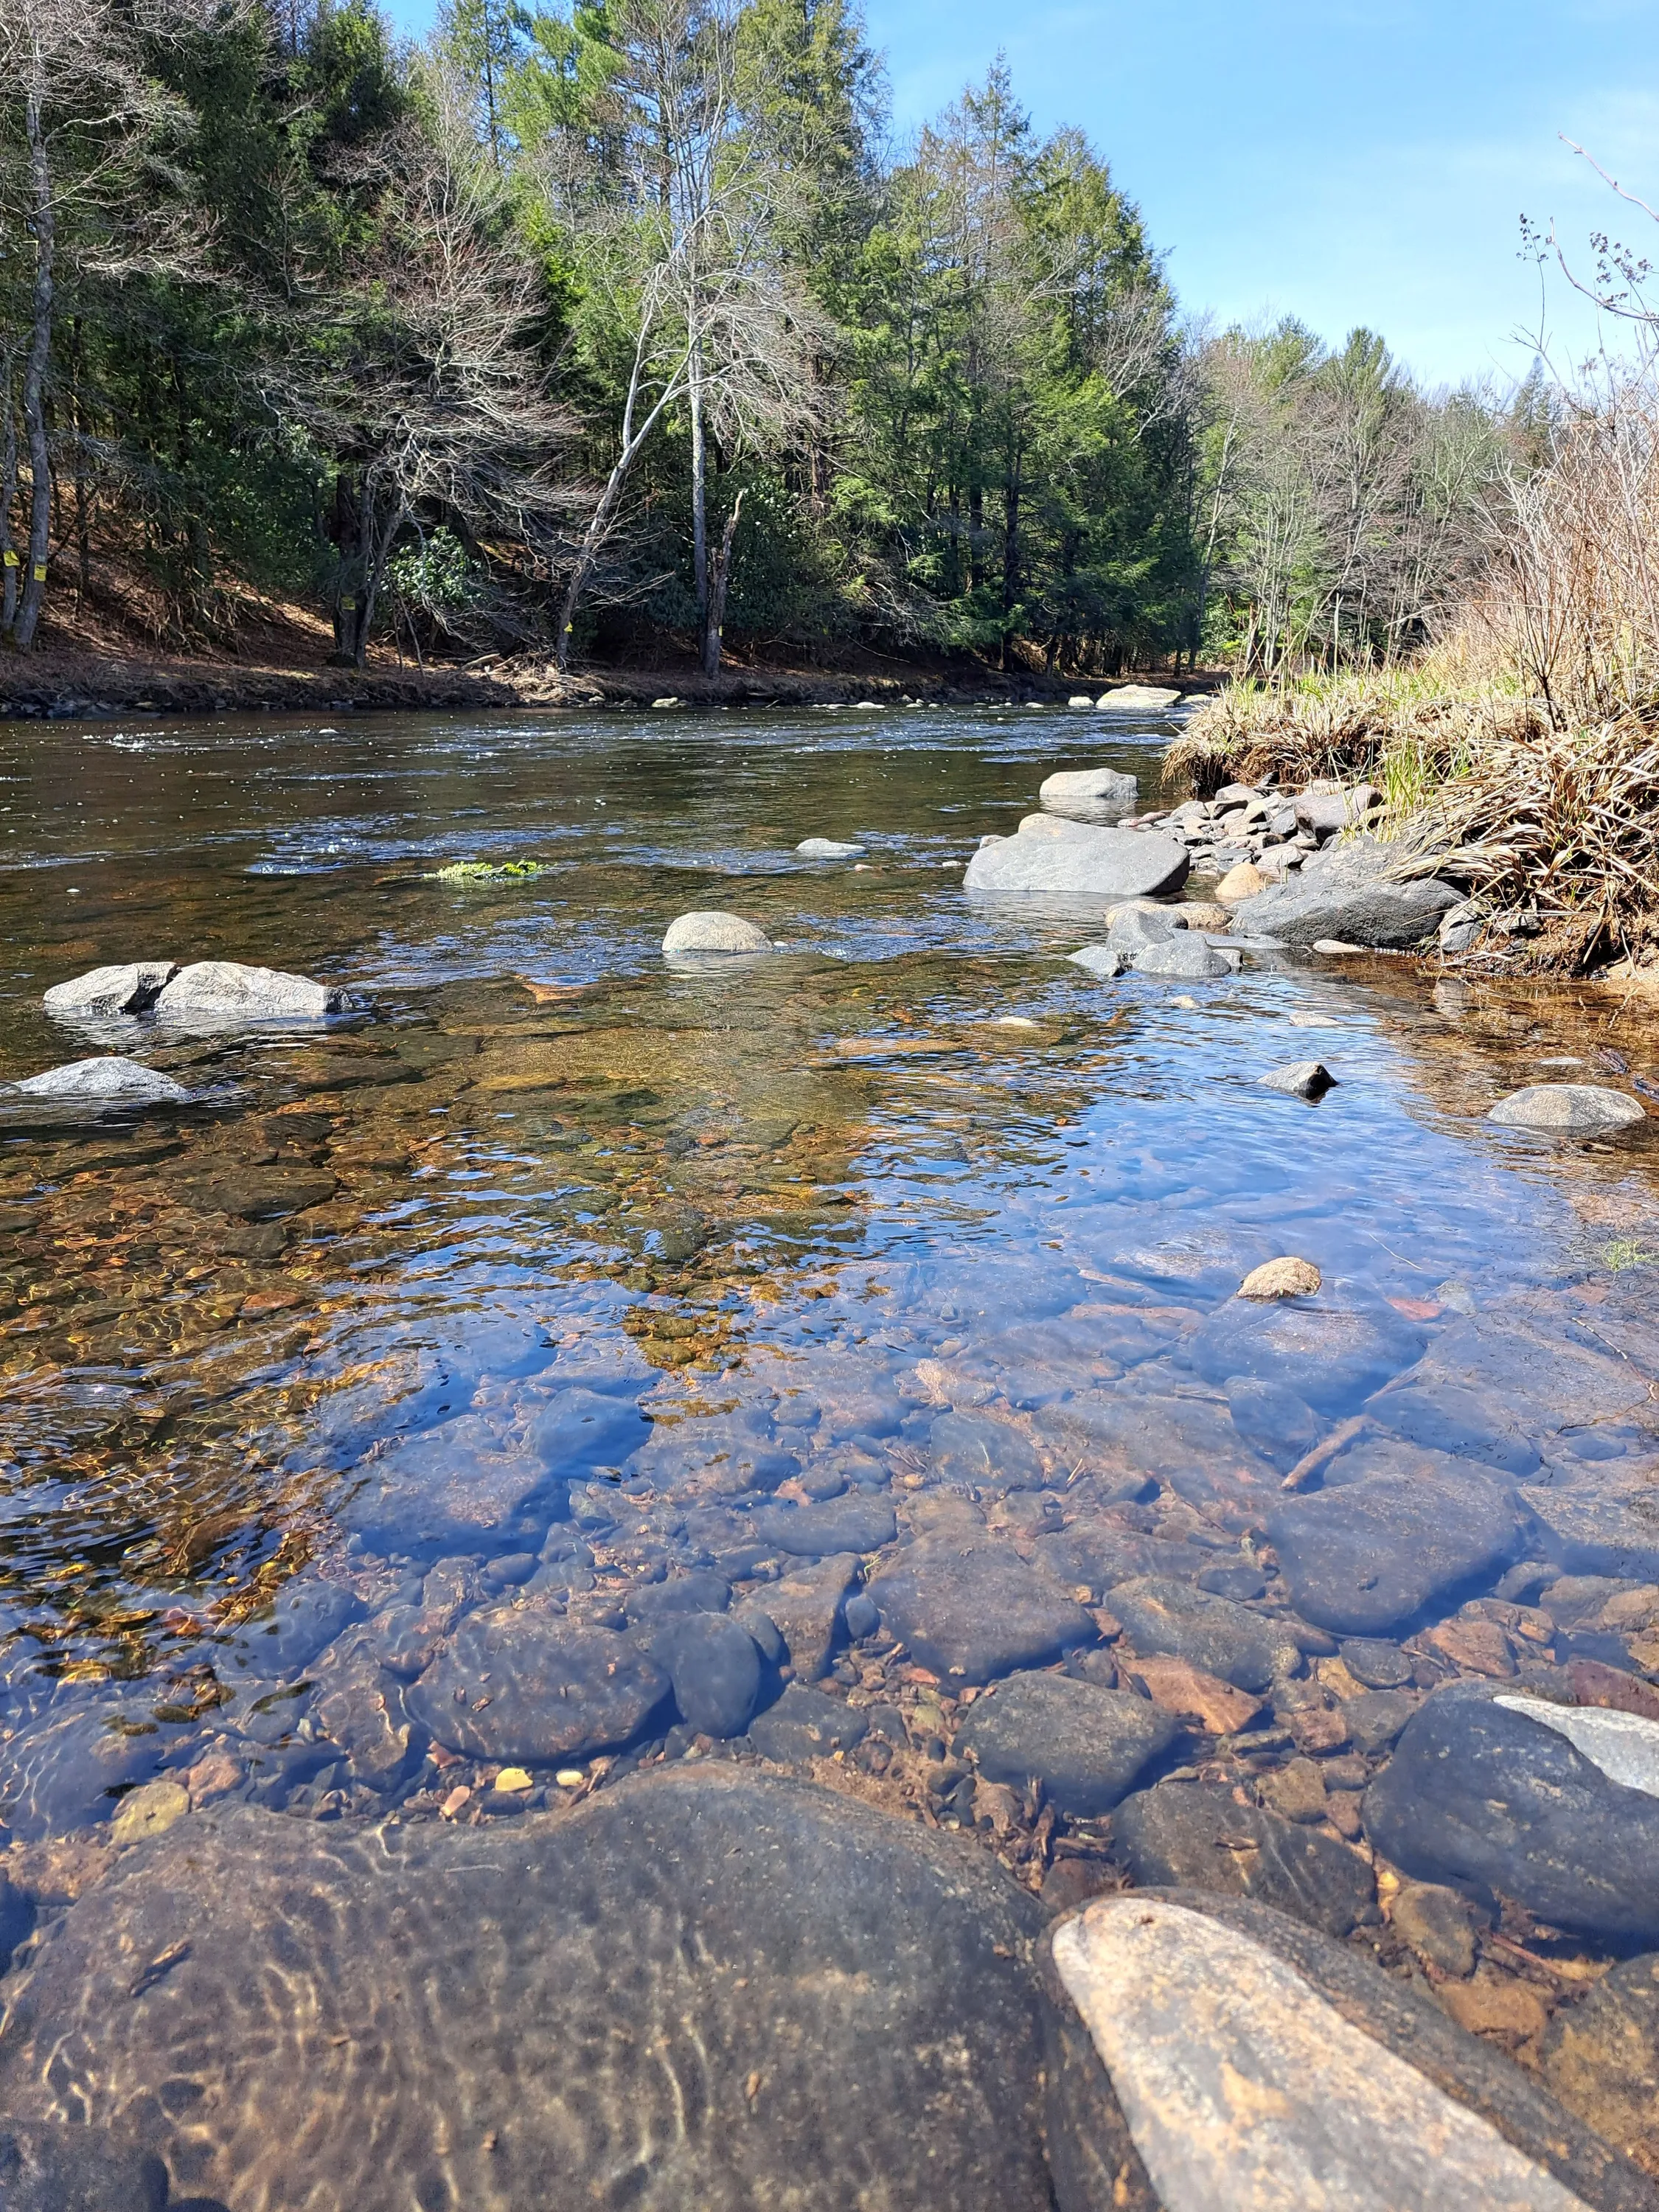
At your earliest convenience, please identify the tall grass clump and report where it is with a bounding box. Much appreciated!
[1171,357,1659,970]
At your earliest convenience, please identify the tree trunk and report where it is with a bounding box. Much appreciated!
[71,318,89,599]
[356,490,406,669]
[11,88,56,651]
[1,358,18,635]
[703,489,744,680]
[689,331,709,663]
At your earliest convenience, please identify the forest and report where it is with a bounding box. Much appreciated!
[0,0,1538,678]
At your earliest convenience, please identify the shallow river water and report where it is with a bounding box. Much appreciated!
[5,703,1659,2208]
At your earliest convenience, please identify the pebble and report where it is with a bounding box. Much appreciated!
[1109,1576,1303,1692]
[1111,1778,1376,1935]
[1216,862,1270,901]
[1126,1655,1265,1733]
[109,1781,189,1847]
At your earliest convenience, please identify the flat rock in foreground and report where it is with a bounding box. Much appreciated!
[964,822,1189,899]
[956,1669,1179,1814]
[1042,1891,1655,2212]
[1267,1467,1526,1636]
[0,1770,1052,2212]
[1112,1778,1376,1937]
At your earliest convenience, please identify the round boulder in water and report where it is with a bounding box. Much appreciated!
[661,911,773,954]
[1488,1084,1647,1135]
[0,1770,1054,2211]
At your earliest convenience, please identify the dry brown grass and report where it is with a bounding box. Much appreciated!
[1169,362,1659,970]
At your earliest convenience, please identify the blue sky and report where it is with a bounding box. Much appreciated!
[384,0,1659,389]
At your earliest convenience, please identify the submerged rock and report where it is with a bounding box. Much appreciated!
[1267,1468,1525,1636]
[751,1495,896,1557]
[1488,1084,1648,1136]
[153,959,355,1024]
[661,911,773,953]
[956,1669,1178,1814]
[1542,1951,1659,2176]
[407,1612,669,1761]
[1186,1292,1426,1416]
[964,822,1189,899]
[7,1057,188,1105]
[1111,1780,1376,1936]
[867,1537,1096,1684]
[1364,1681,1659,1943]
[41,961,176,1020]
[0,1770,1053,2212]
[1109,1576,1302,1692]
[1043,1892,1650,2212]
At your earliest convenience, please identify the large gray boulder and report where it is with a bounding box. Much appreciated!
[1488,1085,1647,1135]
[964,822,1189,899]
[42,961,176,1020]
[153,959,354,1025]
[0,1770,1054,2212]
[1231,837,1458,949]
[1039,767,1139,821]
[7,1056,188,1105]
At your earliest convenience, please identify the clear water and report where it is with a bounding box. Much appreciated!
[1,703,1656,1838]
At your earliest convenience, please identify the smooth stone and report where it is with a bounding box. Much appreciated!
[1392,1879,1478,1977]
[1039,768,1139,820]
[1257,1060,1335,1101]
[1523,1481,1659,1579]
[1295,784,1380,835]
[751,1496,897,1557]
[1344,1689,1420,1753]
[1488,1085,1647,1136]
[1131,937,1235,979]
[964,823,1189,899]
[153,959,353,1023]
[407,1613,669,1761]
[1044,1893,1638,2212]
[1216,861,1269,902]
[527,1386,651,1472]
[1232,874,1458,950]
[1109,1576,1302,1692]
[1106,905,1183,947]
[42,961,177,1019]
[10,1056,189,1104]
[956,1670,1178,1814]
[1096,685,1179,710]
[214,1578,366,1680]
[1340,1638,1417,1690]
[748,1553,860,1681]
[1267,1470,1525,1637]
[0,1770,1054,2211]
[867,1537,1096,1685]
[660,1613,763,1738]
[341,1416,560,1556]
[1404,1297,1658,1448]
[311,1654,417,1792]
[747,1683,869,1761]
[1068,944,1130,978]
[795,837,866,858]
[1111,1780,1376,1935]
[623,1571,731,1628]
[928,1408,1045,1490]
[1186,1293,1425,1416]
[1364,1682,1659,1943]
[661,911,773,954]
